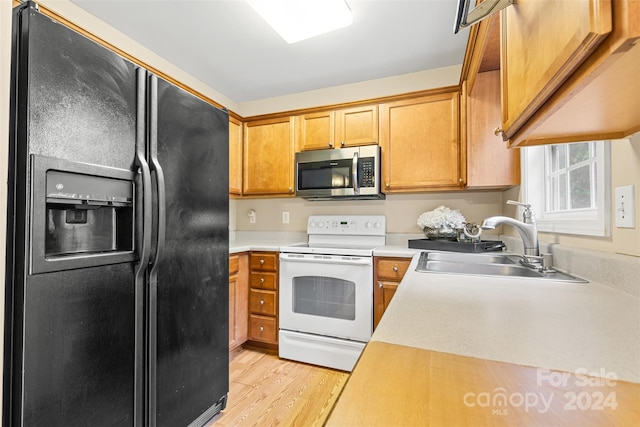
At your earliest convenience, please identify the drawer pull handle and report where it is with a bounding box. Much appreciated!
[378,282,383,288]
[393,265,398,272]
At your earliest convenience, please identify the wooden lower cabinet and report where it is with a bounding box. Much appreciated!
[247,251,279,349]
[229,253,249,351]
[373,257,411,329]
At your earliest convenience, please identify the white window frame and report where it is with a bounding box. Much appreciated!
[522,141,611,236]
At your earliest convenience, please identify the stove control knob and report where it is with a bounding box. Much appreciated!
[374,222,382,229]
[365,221,372,228]
[318,221,325,228]
[309,221,316,228]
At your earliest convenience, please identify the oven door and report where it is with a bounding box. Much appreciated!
[279,252,373,342]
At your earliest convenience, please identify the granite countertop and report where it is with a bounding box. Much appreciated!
[372,253,640,384]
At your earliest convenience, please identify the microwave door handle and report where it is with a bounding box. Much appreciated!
[352,152,360,194]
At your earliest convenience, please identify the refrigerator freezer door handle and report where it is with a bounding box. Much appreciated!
[133,67,151,427]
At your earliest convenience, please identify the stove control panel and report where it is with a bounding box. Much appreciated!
[307,215,386,236]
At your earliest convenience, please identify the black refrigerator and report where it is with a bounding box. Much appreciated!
[4,3,229,426]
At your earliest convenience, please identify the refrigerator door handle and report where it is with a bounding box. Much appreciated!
[146,74,166,426]
[134,67,151,427]
[148,74,166,281]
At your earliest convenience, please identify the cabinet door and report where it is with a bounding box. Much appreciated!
[501,0,612,140]
[379,92,462,192]
[229,116,243,195]
[229,254,248,351]
[243,117,294,195]
[335,105,378,148]
[467,71,520,189]
[296,111,335,151]
[373,257,410,329]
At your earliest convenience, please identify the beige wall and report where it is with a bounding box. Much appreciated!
[233,192,505,236]
[237,65,462,117]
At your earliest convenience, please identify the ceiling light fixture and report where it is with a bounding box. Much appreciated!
[247,0,353,44]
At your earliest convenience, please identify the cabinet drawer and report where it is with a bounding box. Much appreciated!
[376,258,411,281]
[250,252,278,271]
[249,314,278,343]
[250,271,277,290]
[249,289,277,316]
[229,254,239,276]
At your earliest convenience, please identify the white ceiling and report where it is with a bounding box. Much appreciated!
[69,0,470,103]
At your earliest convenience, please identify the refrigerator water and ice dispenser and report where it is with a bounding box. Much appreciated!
[31,155,136,274]
[45,170,133,257]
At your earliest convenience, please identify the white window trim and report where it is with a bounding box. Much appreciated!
[522,141,611,237]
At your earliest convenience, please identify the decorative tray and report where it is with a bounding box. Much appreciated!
[408,239,506,253]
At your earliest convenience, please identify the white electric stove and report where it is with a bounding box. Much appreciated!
[279,215,386,371]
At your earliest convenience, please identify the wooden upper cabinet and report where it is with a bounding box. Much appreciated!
[296,105,378,151]
[502,0,640,147]
[335,105,378,148]
[243,116,294,196]
[500,0,613,143]
[379,90,464,192]
[467,71,520,189]
[296,111,335,151]
[229,116,243,195]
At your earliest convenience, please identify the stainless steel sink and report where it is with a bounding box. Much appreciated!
[415,251,587,283]
[424,251,519,264]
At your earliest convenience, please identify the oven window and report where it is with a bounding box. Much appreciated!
[292,276,355,320]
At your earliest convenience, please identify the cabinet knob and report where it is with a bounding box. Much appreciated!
[259,326,264,332]
[260,277,265,283]
[459,178,465,186]
[341,141,345,147]
[288,187,294,193]
[379,282,383,288]
[385,183,390,189]
[259,259,265,265]
[260,300,265,305]
[494,127,504,136]
[393,265,398,272]
[329,142,334,148]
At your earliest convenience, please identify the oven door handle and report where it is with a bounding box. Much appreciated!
[280,254,371,266]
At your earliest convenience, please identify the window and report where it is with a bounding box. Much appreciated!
[522,141,611,236]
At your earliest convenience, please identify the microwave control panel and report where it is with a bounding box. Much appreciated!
[359,157,375,187]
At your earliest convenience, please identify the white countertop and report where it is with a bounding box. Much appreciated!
[229,239,418,257]
[372,253,640,384]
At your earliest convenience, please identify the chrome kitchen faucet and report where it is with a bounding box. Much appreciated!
[481,201,553,272]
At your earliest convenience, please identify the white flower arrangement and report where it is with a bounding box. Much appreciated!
[417,205,466,230]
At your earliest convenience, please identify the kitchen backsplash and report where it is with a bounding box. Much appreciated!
[231,192,506,234]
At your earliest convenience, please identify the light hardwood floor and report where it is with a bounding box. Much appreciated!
[208,347,349,426]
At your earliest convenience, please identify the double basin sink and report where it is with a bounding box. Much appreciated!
[415,251,587,283]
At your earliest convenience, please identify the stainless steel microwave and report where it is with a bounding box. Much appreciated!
[295,145,385,200]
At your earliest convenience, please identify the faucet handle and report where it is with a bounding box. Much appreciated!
[506,200,530,208]
[506,200,536,224]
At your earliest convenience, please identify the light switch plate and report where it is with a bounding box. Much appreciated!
[615,185,635,228]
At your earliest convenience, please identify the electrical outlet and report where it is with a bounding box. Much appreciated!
[615,185,635,228]
[282,211,290,224]
[248,209,256,224]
